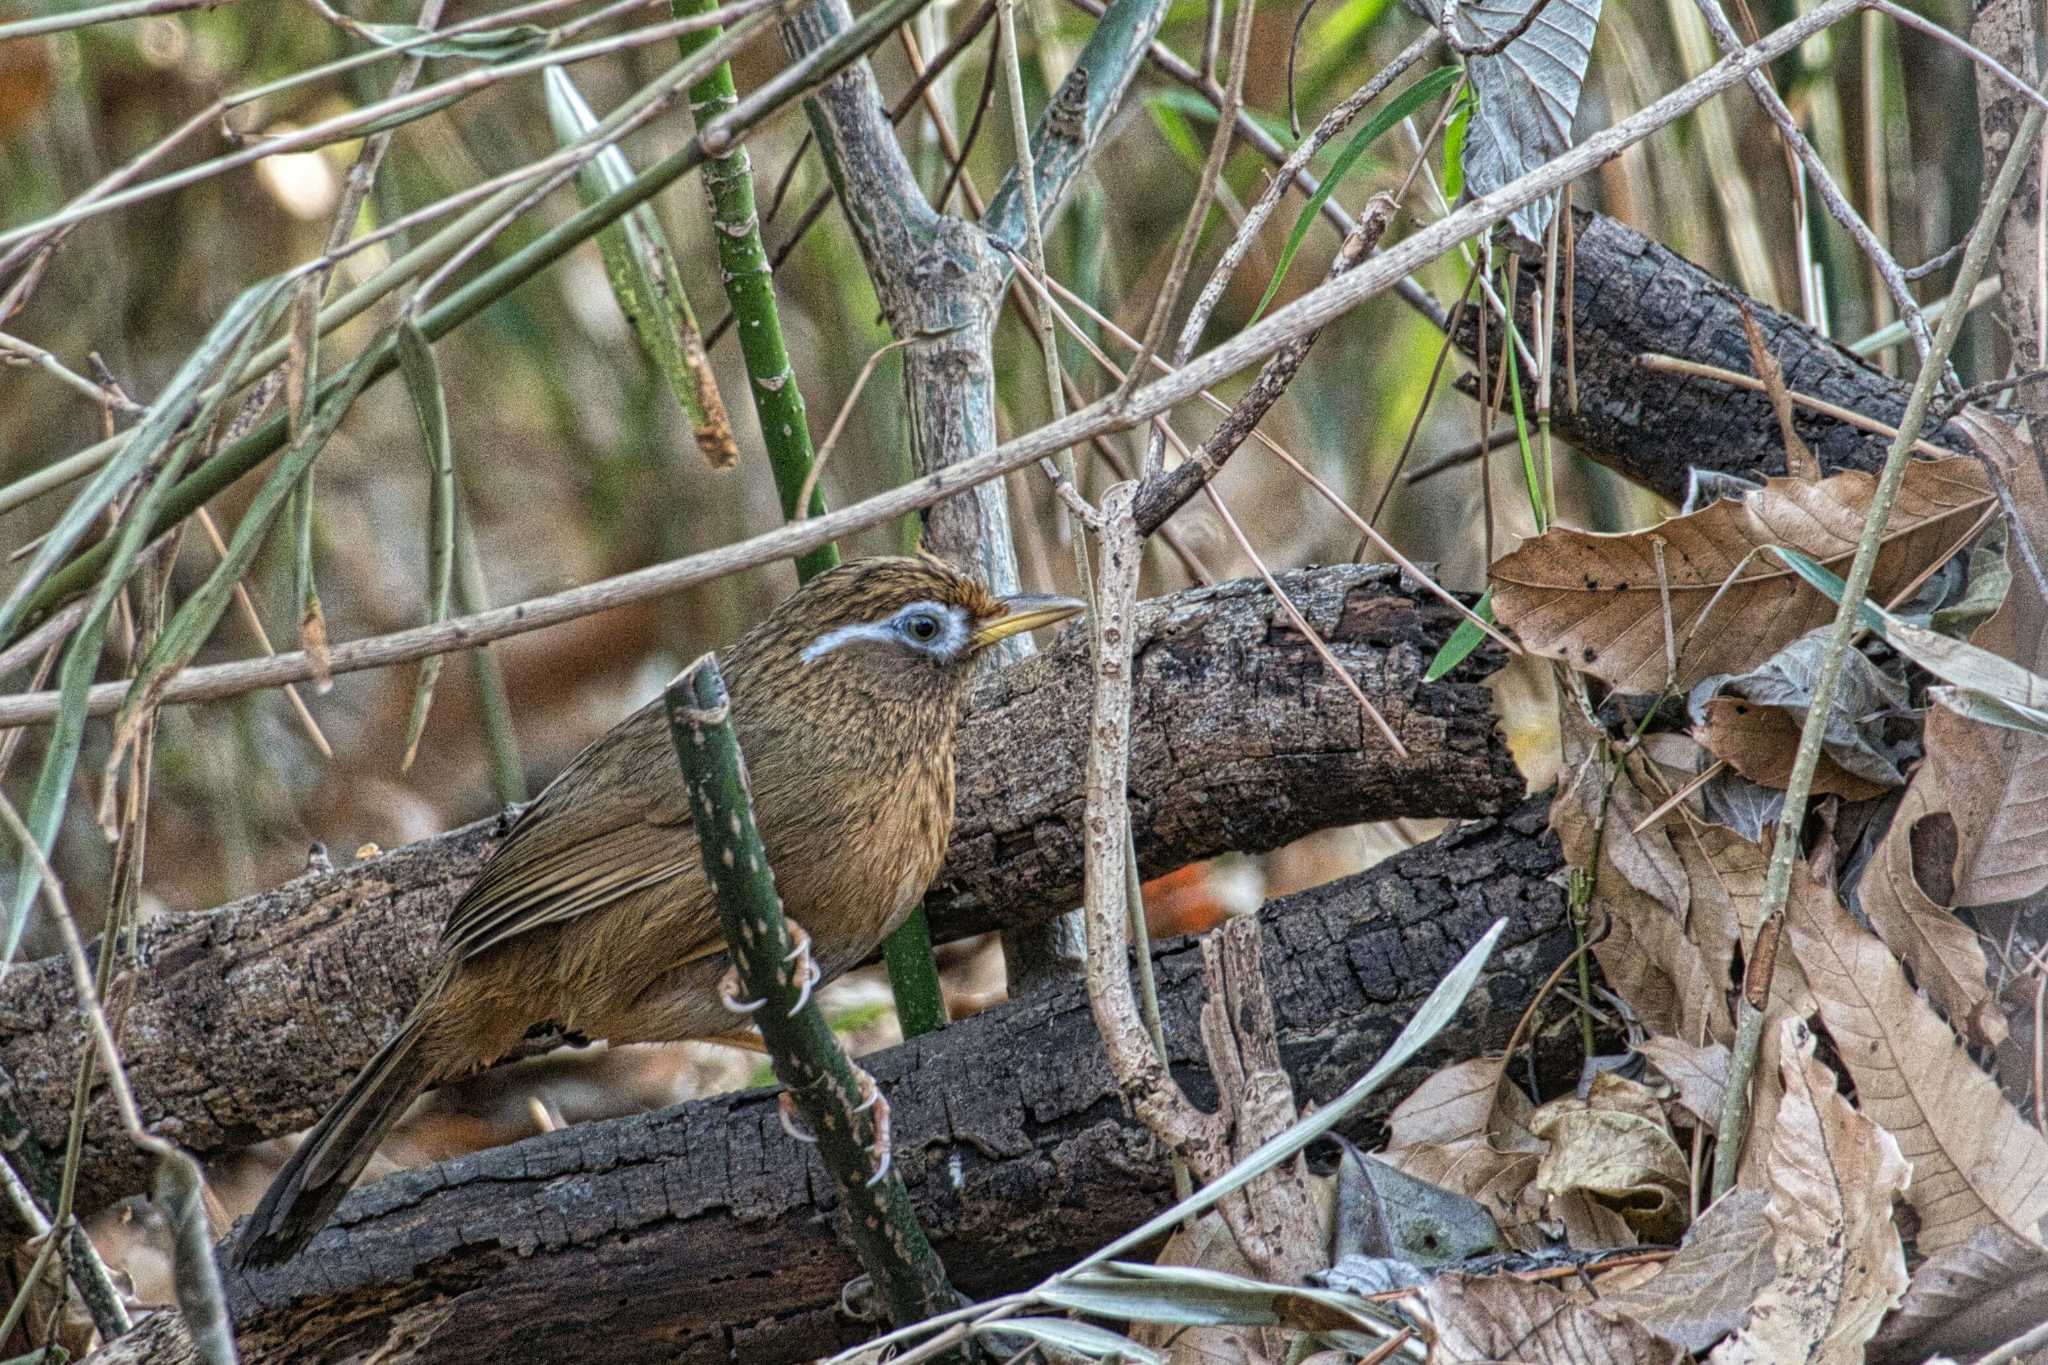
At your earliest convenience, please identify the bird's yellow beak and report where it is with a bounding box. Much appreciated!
[972,593,1085,649]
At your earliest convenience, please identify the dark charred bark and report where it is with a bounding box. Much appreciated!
[1452,211,1970,502]
[0,565,1519,1221]
[91,801,1570,1365]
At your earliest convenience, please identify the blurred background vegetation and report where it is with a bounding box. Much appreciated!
[0,0,2009,1316]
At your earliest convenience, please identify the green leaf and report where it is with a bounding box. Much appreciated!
[104,346,382,786]
[0,277,293,647]
[6,275,296,968]
[1761,546,1890,635]
[1043,1263,1379,1332]
[1499,279,1545,531]
[1249,65,1462,324]
[396,320,456,770]
[1426,588,1494,682]
[543,66,736,467]
[354,20,550,62]
[1928,685,2048,738]
[1145,93,1209,172]
[1441,85,1474,201]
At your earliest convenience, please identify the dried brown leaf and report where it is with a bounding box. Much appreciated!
[1532,1097,1690,1245]
[1641,1035,1731,1127]
[1925,411,2048,908]
[1596,1188,1775,1351]
[1555,763,1733,1045]
[1708,1015,1908,1365]
[1700,696,1894,800]
[1868,1223,2048,1364]
[1674,823,1814,1018]
[1385,1055,1535,1151]
[1491,457,1991,692]
[1788,880,2048,1256]
[1855,773,2003,1045]
[1422,1272,1687,1364]
[1739,302,1820,481]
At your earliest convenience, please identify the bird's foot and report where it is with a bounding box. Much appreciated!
[777,1091,818,1144]
[717,965,768,1015]
[780,919,821,1017]
[853,1071,893,1187]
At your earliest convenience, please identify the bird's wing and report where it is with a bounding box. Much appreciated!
[440,794,703,962]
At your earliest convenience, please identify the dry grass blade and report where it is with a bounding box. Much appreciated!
[1786,875,2048,1256]
[1491,456,1992,692]
[1735,302,1818,480]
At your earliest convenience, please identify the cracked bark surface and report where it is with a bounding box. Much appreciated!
[90,800,1569,1365]
[1453,211,1970,502]
[0,564,1518,1221]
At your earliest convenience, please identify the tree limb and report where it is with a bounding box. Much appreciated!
[0,565,1518,1221]
[88,799,1572,1365]
[1452,210,1970,502]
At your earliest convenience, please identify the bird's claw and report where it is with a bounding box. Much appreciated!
[718,965,768,1015]
[855,1074,893,1187]
[778,1092,819,1144]
[782,920,820,1018]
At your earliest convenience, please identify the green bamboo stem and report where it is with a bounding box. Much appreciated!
[663,655,962,1336]
[673,0,838,582]
[672,0,950,1034]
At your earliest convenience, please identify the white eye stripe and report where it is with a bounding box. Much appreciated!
[800,600,969,664]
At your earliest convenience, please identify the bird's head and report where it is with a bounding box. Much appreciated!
[732,555,1083,706]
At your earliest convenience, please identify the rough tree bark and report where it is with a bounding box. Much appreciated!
[89,801,1569,1365]
[1453,211,1970,501]
[0,565,1516,1220]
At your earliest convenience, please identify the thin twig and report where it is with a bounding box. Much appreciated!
[1637,353,1955,458]
[1693,0,1939,372]
[1709,99,2044,1200]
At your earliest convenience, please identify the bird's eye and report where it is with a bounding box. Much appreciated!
[903,612,942,643]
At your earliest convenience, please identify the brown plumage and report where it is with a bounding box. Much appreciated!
[234,555,1081,1266]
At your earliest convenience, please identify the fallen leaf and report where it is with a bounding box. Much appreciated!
[1532,1098,1690,1245]
[1378,1141,1546,1251]
[1673,823,1815,1018]
[1491,457,1991,693]
[1596,1187,1775,1351]
[1384,1055,1534,1151]
[1867,1223,2048,1364]
[1700,697,1895,799]
[1923,410,2048,908]
[1640,1035,1731,1128]
[1850,772,2003,1045]
[1788,880,2048,1255]
[1555,763,1734,1046]
[1422,1271,1687,1363]
[1708,1015,1908,1365]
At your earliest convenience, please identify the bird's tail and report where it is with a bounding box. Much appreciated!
[233,1006,439,1268]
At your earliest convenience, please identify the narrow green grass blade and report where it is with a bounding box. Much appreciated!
[1426,587,1494,681]
[543,66,738,468]
[104,347,382,769]
[1248,65,1461,325]
[0,277,296,646]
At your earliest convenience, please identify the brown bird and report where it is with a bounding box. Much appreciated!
[234,555,1081,1266]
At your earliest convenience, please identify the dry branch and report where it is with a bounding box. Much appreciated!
[89,799,1573,1365]
[1455,211,1971,501]
[0,565,1518,1221]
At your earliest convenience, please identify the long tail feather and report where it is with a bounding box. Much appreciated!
[233,1010,438,1267]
